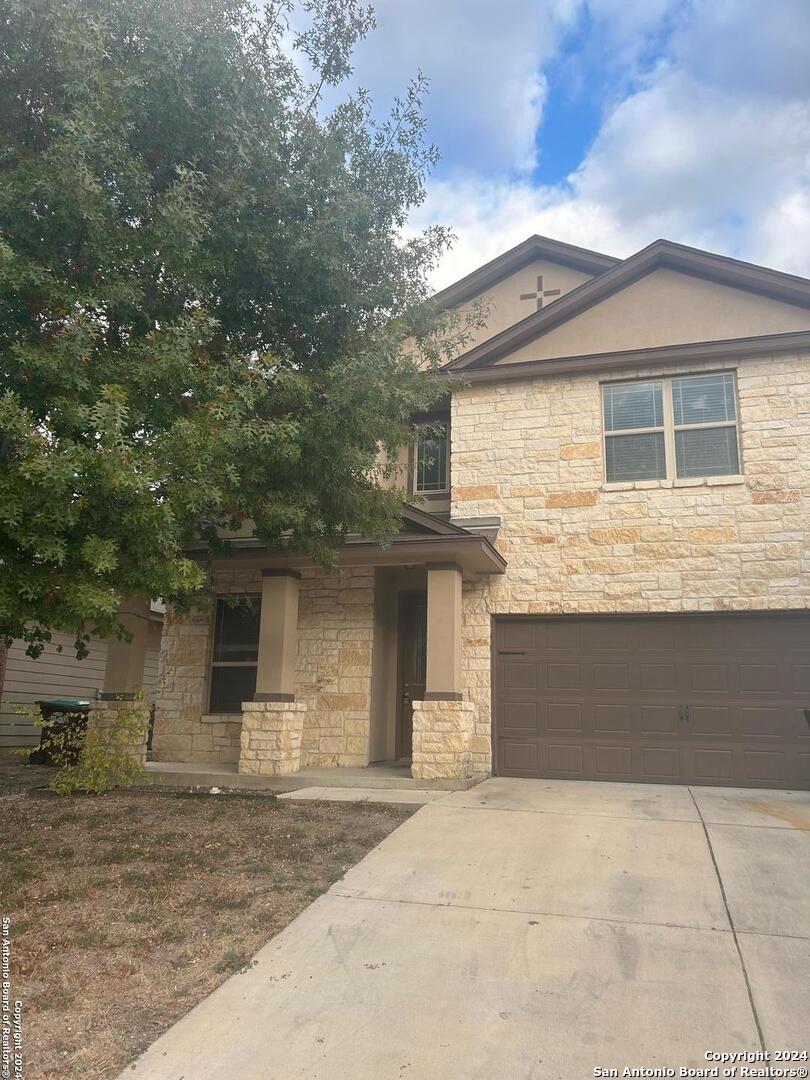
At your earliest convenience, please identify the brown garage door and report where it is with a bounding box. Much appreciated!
[494,614,810,789]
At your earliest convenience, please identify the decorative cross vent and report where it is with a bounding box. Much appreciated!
[520,275,561,311]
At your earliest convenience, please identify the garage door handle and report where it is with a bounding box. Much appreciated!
[804,709,810,730]
[678,705,690,723]
[499,650,527,655]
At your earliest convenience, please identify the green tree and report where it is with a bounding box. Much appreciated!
[0,0,466,657]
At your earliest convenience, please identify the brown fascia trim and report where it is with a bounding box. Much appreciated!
[401,502,469,536]
[430,234,619,312]
[446,239,810,372]
[440,329,810,386]
[189,533,507,575]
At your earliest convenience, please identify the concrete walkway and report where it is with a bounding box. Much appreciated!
[123,778,810,1079]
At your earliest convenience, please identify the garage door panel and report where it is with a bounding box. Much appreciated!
[593,704,633,733]
[739,664,782,693]
[739,706,786,737]
[641,746,682,780]
[742,750,790,784]
[593,662,631,690]
[547,662,582,689]
[690,705,733,736]
[593,744,633,777]
[641,705,680,734]
[494,614,810,790]
[580,621,631,650]
[500,700,538,734]
[689,664,730,692]
[639,662,679,691]
[501,660,537,689]
[500,621,537,651]
[547,743,584,774]
[499,739,540,776]
[546,621,579,649]
[546,703,583,733]
[693,748,736,783]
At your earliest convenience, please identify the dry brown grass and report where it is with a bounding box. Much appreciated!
[0,761,412,1079]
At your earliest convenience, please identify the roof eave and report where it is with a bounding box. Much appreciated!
[444,240,810,373]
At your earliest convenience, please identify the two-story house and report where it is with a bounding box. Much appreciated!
[149,235,810,790]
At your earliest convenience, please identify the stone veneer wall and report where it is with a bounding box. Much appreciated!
[152,565,375,767]
[296,566,374,767]
[452,352,810,774]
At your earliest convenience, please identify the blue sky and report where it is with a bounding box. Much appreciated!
[331,0,810,288]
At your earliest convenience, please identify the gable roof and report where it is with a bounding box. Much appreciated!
[400,503,469,536]
[444,239,810,372]
[431,234,619,312]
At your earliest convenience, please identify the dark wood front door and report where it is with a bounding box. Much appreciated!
[397,591,427,760]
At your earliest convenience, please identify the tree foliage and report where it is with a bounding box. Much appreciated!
[0,0,466,655]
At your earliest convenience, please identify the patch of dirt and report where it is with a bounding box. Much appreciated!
[0,762,412,1079]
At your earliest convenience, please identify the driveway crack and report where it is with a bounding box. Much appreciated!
[688,787,766,1051]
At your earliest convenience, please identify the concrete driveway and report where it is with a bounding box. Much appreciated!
[125,779,810,1080]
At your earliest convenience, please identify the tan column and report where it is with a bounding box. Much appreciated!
[254,570,300,701]
[101,597,151,698]
[425,562,463,700]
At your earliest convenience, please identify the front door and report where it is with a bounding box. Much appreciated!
[396,591,427,760]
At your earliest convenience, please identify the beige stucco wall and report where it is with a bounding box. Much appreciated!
[452,351,810,773]
[152,565,374,767]
[500,270,810,364]
[455,258,594,353]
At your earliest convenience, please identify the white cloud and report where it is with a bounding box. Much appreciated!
[405,0,810,286]
[345,0,579,175]
[410,177,636,289]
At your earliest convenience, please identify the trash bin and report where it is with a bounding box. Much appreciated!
[29,699,91,765]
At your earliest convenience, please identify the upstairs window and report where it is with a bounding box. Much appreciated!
[208,596,261,713]
[414,424,449,494]
[603,372,740,483]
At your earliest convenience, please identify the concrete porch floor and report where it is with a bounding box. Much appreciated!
[144,760,486,793]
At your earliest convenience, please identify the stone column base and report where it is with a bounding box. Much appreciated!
[411,699,477,780]
[87,697,150,765]
[239,700,307,776]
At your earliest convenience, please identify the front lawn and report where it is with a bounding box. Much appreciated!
[0,762,412,1079]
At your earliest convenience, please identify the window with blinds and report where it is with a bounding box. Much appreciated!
[603,372,740,483]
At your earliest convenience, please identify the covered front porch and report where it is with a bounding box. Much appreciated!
[150,507,505,782]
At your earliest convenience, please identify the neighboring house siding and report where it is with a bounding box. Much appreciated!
[0,625,162,750]
[452,351,810,773]
[153,567,374,767]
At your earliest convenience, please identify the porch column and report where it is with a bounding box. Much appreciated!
[412,563,476,781]
[425,563,463,700]
[101,598,151,698]
[254,570,300,701]
[239,569,307,776]
[90,597,152,765]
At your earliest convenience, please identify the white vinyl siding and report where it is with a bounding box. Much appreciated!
[603,371,740,483]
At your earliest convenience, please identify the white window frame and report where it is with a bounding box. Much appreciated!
[413,423,449,495]
[601,371,742,483]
